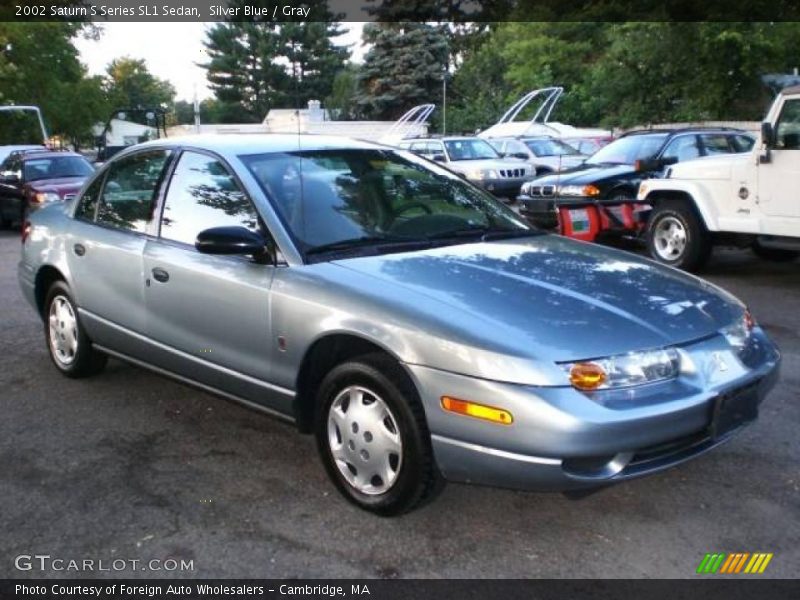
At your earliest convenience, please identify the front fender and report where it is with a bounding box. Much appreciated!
[639,179,721,232]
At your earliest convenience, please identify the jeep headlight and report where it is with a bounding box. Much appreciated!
[558,184,600,197]
[466,169,498,181]
[562,348,681,391]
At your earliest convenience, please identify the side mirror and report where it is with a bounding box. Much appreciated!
[635,157,661,172]
[432,153,446,162]
[761,122,775,148]
[195,226,267,257]
[760,122,774,164]
[512,152,529,160]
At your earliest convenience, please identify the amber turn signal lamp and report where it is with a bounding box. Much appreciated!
[569,362,607,390]
[583,184,601,197]
[441,396,513,425]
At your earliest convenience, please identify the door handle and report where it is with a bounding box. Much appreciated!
[73,243,85,257]
[151,267,170,283]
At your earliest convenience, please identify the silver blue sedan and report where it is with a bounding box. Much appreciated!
[18,135,780,515]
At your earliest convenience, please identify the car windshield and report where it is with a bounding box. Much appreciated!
[23,156,94,181]
[443,139,500,161]
[586,134,669,165]
[524,138,581,157]
[240,148,533,260]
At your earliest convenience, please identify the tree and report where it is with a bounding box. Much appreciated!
[104,57,176,109]
[0,22,107,147]
[326,64,362,120]
[356,22,448,119]
[202,1,349,121]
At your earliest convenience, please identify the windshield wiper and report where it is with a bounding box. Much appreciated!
[426,226,543,242]
[305,235,429,257]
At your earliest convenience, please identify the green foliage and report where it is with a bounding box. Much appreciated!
[326,64,362,120]
[357,22,448,120]
[0,22,106,147]
[104,56,176,109]
[449,21,800,131]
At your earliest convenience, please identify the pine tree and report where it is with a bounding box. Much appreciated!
[356,22,448,120]
[202,0,349,121]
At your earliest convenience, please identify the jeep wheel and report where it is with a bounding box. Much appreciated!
[647,200,711,271]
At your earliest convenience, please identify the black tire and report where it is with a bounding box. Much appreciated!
[314,353,442,516]
[751,241,799,262]
[44,280,107,378]
[646,199,711,271]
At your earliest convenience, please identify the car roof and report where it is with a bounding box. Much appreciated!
[621,127,750,138]
[20,150,84,160]
[134,134,385,158]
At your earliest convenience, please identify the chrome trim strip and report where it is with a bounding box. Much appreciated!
[431,434,562,466]
[94,344,296,425]
[80,308,295,398]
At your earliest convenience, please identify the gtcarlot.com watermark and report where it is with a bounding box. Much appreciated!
[15,554,194,573]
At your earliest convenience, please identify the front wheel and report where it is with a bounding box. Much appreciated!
[315,354,442,516]
[647,200,711,271]
[44,281,107,378]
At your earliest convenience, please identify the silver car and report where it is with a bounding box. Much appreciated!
[18,135,780,515]
[397,136,533,201]
[487,136,587,174]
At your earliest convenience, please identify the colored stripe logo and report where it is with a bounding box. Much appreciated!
[696,552,773,574]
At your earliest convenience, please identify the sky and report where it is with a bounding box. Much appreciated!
[74,22,366,103]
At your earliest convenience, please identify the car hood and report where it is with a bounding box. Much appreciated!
[531,163,635,186]
[448,158,528,172]
[26,177,86,197]
[330,235,743,366]
[667,153,747,181]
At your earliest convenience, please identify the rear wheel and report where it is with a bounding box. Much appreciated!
[647,200,711,271]
[751,240,799,262]
[315,354,442,516]
[44,281,107,378]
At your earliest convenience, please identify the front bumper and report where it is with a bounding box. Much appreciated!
[471,177,530,200]
[405,329,780,492]
[517,194,560,228]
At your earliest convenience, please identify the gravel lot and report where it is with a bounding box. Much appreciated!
[1,230,797,579]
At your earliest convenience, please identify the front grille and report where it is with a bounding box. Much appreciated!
[527,185,556,197]
[498,168,525,178]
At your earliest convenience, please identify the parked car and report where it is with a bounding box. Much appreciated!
[561,136,611,156]
[638,85,800,270]
[518,128,755,229]
[19,134,779,515]
[487,136,588,175]
[0,150,95,228]
[397,136,534,201]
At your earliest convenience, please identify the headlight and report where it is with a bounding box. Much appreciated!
[637,182,649,200]
[721,309,755,355]
[558,184,600,197]
[562,348,681,391]
[34,192,61,203]
[466,169,498,181]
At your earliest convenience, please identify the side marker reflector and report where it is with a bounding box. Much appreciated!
[441,396,513,425]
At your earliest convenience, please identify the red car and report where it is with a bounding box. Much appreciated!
[0,150,94,228]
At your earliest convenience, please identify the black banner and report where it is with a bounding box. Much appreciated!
[1,580,799,600]
[7,0,800,22]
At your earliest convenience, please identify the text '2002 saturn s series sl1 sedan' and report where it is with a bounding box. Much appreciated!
[18,135,779,515]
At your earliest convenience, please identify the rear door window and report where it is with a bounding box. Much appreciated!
[96,150,170,234]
